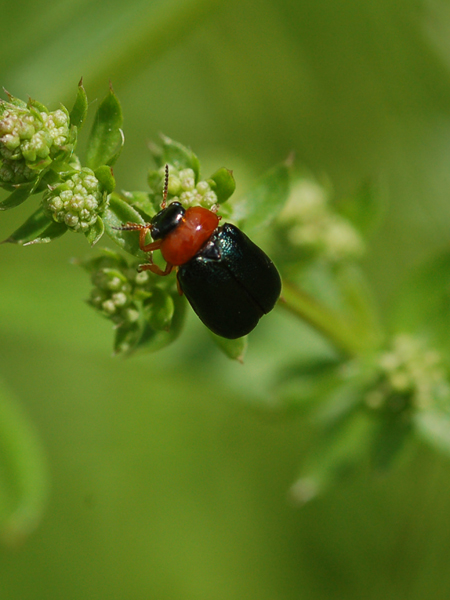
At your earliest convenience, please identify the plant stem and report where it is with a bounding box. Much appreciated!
[280,280,373,359]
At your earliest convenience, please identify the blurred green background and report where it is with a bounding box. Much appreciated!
[2,0,450,598]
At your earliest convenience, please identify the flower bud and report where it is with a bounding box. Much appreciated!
[42,168,108,233]
[0,97,75,188]
[278,179,365,263]
[81,249,184,355]
[151,164,218,210]
[366,334,450,412]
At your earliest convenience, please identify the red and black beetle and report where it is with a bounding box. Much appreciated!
[117,166,281,339]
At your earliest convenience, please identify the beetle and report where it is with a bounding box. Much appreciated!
[116,165,281,339]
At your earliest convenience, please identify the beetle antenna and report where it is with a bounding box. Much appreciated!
[161,164,169,209]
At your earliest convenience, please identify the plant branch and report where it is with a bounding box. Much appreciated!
[280,280,376,359]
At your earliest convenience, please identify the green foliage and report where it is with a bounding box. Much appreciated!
[207,167,236,203]
[79,248,187,355]
[151,134,200,181]
[4,79,450,552]
[209,332,248,362]
[69,79,88,130]
[85,85,123,170]
[4,3,450,598]
[232,160,291,233]
[0,180,39,210]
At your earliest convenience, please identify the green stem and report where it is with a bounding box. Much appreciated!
[280,280,371,359]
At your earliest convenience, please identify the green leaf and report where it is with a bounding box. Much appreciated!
[155,134,200,181]
[84,216,105,246]
[75,247,129,274]
[146,288,175,331]
[210,333,247,362]
[103,194,146,258]
[2,206,53,244]
[274,355,343,414]
[371,413,412,470]
[105,130,125,167]
[23,221,68,246]
[70,79,88,129]
[290,410,374,504]
[392,249,450,352]
[232,160,291,233]
[139,290,186,353]
[86,86,123,170]
[113,324,141,357]
[120,190,156,220]
[0,181,38,211]
[313,370,376,429]
[2,91,26,108]
[0,378,48,545]
[94,165,116,194]
[28,97,48,113]
[334,264,383,353]
[335,179,385,237]
[414,409,450,457]
[116,290,187,356]
[207,168,236,203]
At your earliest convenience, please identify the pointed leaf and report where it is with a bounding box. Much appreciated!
[2,207,53,244]
[210,333,247,362]
[289,410,374,505]
[156,134,200,181]
[75,247,129,274]
[120,190,156,220]
[28,98,48,113]
[105,129,124,167]
[207,168,236,203]
[86,87,123,170]
[113,323,141,356]
[146,288,175,331]
[103,194,146,258]
[121,291,187,355]
[94,165,115,194]
[233,160,291,233]
[84,216,104,246]
[2,91,26,108]
[23,221,68,245]
[314,370,376,429]
[70,79,88,129]
[0,181,37,211]
[275,356,343,414]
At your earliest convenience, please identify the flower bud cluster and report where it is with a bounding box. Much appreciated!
[155,165,218,209]
[0,99,73,186]
[42,168,107,232]
[278,179,364,262]
[89,264,152,326]
[366,334,450,412]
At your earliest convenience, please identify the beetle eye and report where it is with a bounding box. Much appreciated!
[151,202,185,240]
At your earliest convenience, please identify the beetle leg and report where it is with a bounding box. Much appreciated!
[139,232,161,253]
[113,222,161,253]
[138,258,174,277]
